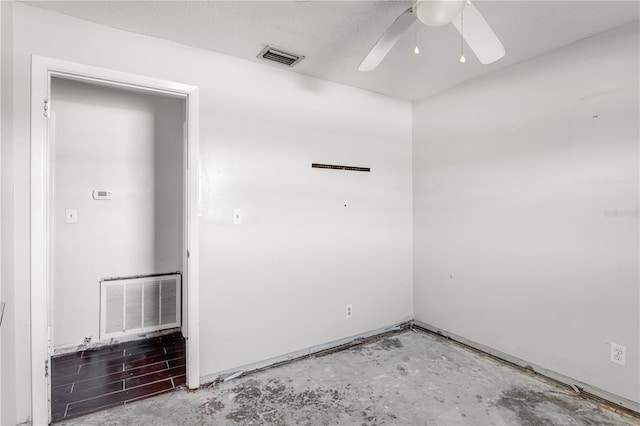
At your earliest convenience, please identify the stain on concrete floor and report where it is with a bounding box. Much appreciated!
[206,378,351,425]
[59,331,638,425]
[496,387,628,426]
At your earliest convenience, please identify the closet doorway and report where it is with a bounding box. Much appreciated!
[30,56,200,425]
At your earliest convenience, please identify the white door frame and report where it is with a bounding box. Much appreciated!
[30,55,200,425]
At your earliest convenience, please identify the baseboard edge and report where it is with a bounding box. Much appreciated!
[200,320,412,385]
[411,320,640,417]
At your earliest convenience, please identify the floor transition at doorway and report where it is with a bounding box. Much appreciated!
[51,332,185,422]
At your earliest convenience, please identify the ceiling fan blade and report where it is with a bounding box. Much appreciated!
[451,2,505,65]
[358,7,416,72]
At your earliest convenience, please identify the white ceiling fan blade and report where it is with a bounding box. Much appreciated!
[451,2,505,65]
[358,8,416,72]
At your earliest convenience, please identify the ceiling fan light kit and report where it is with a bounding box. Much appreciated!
[414,0,466,27]
[358,0,505,72]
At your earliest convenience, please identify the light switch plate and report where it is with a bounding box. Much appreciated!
[233,208,242,225]
[66,209,78,223]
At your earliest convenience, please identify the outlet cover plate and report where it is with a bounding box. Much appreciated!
[610,343,626,366]
[345,304,353,319]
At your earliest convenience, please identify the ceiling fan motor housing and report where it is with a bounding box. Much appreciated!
[414,0,466,27]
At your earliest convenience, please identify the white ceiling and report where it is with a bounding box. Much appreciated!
[26,1,640,101]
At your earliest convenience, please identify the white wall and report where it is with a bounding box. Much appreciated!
[0,2,4,421]
[5,3,413,423]
[413,21,639,403]
[0,1,16,424]
[51,78,184,347]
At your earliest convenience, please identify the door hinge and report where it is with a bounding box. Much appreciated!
[187,249,190,259]
[43,100,50,118]
[44,359,49,378]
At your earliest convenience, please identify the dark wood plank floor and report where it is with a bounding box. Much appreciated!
[51,332,186,422]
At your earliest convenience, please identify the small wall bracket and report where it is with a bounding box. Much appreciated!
[312,163,370,172]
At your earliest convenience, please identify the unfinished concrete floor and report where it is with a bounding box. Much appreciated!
[59,330,637,425]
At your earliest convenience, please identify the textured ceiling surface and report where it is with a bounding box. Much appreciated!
[26,1,640,101]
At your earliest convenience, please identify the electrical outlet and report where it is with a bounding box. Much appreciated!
[84,335,92,344]
[610,343,626,366]
[345,304,353,319]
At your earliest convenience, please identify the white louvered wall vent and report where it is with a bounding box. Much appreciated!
[257,46,305,67]
[100,274,181,339]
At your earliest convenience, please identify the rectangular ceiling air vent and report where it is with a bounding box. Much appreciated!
[258,46,304,67]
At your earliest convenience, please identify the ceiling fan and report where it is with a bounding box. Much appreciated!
[358,0,505,71]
